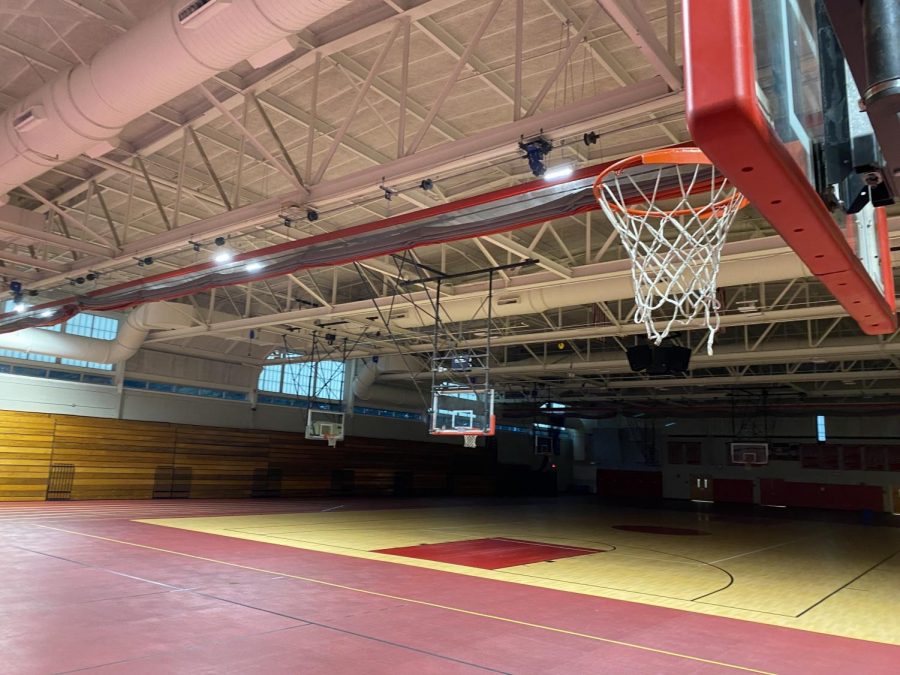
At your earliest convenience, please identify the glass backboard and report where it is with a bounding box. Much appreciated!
[684,0,896,335]
[306,410,345,444]
[429,387,495,436]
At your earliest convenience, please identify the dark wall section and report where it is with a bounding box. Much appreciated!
[597,469,663,500]
[713,478,754,504]
[760,479,884,511]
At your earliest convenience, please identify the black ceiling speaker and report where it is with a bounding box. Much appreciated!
[626,344,691,375]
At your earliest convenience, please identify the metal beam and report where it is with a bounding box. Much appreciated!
[313,21,404,184]
[27,79,679,289]
[0,207,113,257]
[594,0,683,90]
[405,0,504,156]
[484,234,572,279]
[0,249,66,272]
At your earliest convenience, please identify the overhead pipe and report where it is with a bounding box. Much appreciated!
[381,337,900,381]
[0,0,350,196]
[0,301,196,364]
[352,354,425,407]
[386,243,811,329]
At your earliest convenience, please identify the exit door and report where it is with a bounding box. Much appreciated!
[691,475,714,502]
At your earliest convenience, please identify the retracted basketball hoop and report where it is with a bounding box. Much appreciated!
[593,147,748,354]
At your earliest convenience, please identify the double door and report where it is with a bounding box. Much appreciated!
[690,474,714,501]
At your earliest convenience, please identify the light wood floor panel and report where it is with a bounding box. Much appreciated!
[142,503,900,644]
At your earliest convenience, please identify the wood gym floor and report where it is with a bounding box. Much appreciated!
[1,497,898,674]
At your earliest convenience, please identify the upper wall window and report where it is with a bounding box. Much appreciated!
[258,352,345,401]
[0,302,118,371]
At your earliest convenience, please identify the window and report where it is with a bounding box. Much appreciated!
[258,352,345,401]
[124,377,248,401]
[0,303,117,371]
[816,415,827,442]
[540,402,568,410]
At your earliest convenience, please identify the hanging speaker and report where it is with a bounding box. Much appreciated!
[626,344,691,374]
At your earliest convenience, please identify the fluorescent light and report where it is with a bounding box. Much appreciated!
[245,261,264,272]
[214,251,233,264]
[13,302,27,313]
[543,165,574,181]
[39,309,53,318]
[664,422,676,427]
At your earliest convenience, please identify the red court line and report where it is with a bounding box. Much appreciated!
[0,503,894,674]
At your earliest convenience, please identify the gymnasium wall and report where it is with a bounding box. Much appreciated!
[0,409,495,502]
[0,368,553,482]
[583,414,900,512]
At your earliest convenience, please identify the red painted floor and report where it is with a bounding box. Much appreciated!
[1,498,898,674]
[376,537,605,569]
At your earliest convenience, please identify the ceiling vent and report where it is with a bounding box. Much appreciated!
[177,0,233,28]
[13,107,45,133]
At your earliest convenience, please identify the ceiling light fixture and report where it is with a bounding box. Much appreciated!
[245,261,263,272]
[214,251,233,264]
[543,164,574,181]
[13,302,27,313]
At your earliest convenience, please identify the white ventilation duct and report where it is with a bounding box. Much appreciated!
[357,383,426,410]
[388,246,810,329]
[0,0,350,195]
[0,302,196,364]
[353,354,425,401]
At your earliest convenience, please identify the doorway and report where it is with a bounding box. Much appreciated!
[690,474,714,502]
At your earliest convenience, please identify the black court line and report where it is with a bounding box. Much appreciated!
[795,549,900,618]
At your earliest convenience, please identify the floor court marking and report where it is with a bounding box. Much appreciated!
[34,524,774,675]
[795,549,900,618]
[198,527,728,598]
[708,535,820,564]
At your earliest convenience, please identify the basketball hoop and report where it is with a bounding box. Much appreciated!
[463,434,478,448]
[324,433,338,448]
[593,147,748,354]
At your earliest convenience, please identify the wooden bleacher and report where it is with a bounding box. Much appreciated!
[0,410,494,501]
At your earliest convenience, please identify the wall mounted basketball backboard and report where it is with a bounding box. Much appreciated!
[684,0,898,335]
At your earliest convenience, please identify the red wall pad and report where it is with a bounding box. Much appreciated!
[781,482,884,512]
[713,478,754,504]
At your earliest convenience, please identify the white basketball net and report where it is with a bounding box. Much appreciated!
[595,160,745,354]
[463,434,478,448]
